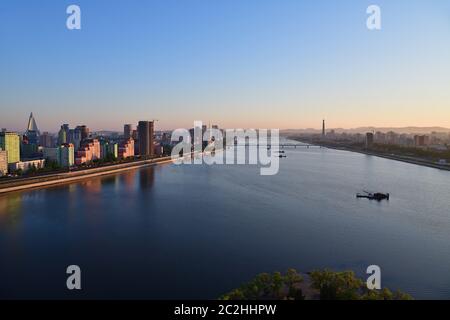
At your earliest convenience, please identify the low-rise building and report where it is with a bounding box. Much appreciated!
[0,148,7,176]
[9,159,45,173]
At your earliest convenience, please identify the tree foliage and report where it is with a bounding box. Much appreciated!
[221,268,413,300]
[309,269,412,300]
[310,269,363,300]
[220,269,304,300]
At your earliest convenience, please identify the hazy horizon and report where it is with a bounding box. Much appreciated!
[1,0,450,131]
[3,113,450,134]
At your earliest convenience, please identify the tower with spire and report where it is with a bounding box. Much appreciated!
[25,112,40,145]
[322,119,326,137]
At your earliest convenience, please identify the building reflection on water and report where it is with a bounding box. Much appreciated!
[121,170,138,192]
[138,168,155,190]
[0,193,22,227]
[0,167,157,226]
[82,178,104,193]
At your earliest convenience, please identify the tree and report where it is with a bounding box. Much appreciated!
[310,270,363,300]
[162,144,173,156]
[220,269,304,300]
[361,288,413,300]
[285,268,304,300]
[44,159,61,171]
[28,163,38,174]
[221,268,412,300]
[271,272,284,299]
[285,268,303,291]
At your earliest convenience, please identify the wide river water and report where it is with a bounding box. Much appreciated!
[1,142,450,299]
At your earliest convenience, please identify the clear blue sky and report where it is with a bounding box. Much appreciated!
[1,0,450,132]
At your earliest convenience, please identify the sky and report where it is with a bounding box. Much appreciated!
[1,0,450,132]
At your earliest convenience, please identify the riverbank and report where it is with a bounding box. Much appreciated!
[290,138,450,171]
[354,150,450,171]
[0,156,177,195]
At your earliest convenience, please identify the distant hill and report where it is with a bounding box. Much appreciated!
[282,127,450,135]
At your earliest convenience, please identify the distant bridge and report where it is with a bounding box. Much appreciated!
[279,144,322,148]
[235,144,323,148]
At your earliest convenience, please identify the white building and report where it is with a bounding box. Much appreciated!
[9,159,45,173]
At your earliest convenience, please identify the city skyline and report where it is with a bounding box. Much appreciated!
[1,0,450,131]
[3,111,450,134]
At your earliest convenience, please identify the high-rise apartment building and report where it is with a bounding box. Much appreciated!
[100,141,119,159]
[76,125,89,141]
[137,121,154,157]
[124,124,132,140]
[119,139,135,159]
[67,129,75,145]
[75,139,100,165]
[73,127,82,151]
[58,125,69,145]
[0,132,20,164]
[20,135,39,159]
[39,132,53,148]
[57,143,75,167]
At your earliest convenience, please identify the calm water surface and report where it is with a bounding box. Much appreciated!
[1,144,450,299]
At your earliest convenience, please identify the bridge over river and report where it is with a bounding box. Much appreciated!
[236,144,323,148]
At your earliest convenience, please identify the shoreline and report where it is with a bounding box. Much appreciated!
[0,156,178,195]
[353,150,450,171]
[291,139,450,171]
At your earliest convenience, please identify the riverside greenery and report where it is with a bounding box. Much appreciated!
[220,269,413,300]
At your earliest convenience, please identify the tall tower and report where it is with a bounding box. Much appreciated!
[58,125,68,145]
[26,112,39,134]
[322,119,326,137]
[149,121,154,157]
[26,112,40,145]
[138,121,154,157]
[124,124,132,140]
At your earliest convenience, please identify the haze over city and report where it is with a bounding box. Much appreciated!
[1,0,450,131]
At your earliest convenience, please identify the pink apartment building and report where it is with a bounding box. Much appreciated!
[119,138,135,159]
[75,139,101,165]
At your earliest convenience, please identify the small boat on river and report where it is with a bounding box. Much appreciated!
[356,191,390,201]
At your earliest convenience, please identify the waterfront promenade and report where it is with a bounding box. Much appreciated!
[0,156,177,195]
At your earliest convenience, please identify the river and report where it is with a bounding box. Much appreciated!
[1,142,450,299]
